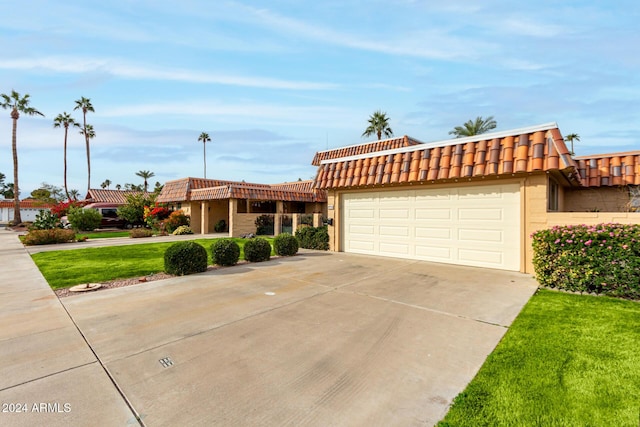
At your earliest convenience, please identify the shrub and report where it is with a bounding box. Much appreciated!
[214,219,227,233]
[164,241,208,276]
[30,210,62,230]
[67,206,102,231]
[130,228,154,238]
[300,213,314,226]
[117,193,156,225]
[211,239,241,266]
[51,200,86,218]
[274,233,298,256]
[255,214,274,235]
[172,225,193,235]
[165,210,190,233]
[532,223,640,299]
[295,226,329,250]
[23,229,76,245]
[243,237,272,262]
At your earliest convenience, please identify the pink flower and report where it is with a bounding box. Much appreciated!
[623,244,629,249]
[585,240,592,246]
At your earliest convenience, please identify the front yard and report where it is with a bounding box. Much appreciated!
[438,289,640,426]
[31,237,274,289]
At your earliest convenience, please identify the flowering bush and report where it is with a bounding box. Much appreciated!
[164,210,190,233]
[532,223,640,299]
[143,204,171,229]
[51,200,86,218]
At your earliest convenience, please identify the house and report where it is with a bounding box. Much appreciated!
[156,178,327,236]
[85,189,149,205]
[311,122,640,274]
[0,198,54,223]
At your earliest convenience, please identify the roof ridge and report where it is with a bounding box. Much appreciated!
[320,122,559,165]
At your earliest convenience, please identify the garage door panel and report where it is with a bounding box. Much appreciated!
[458,208,503,221]
[379,208,410,219]
[379,242,409,255]
[380,226,409,237]
[348,208,375,219]
[416,208,451,220]
[458,229,503,243]
[415,227,451,239]
[415,245,451,259]
[342,184,520,271]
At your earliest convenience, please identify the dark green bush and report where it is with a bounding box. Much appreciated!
[255,214,274,235]
[295,226,329,250]
[300,214,314,226]
[67,206,102,231]
[274,233,298,256]
[211,239,241,266]
[214,219,227,232]
[243,237,272,262]
[23,229,76,245]
[130,228,154,238]
[29,209,62,230]
[164,241,208,276]
[532,223,640,299]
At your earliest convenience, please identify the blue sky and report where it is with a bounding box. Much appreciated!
[1,0,639,198]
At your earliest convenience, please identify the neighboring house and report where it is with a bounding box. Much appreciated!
[85,189,149,205]
[311,122,640,274]
[156,178,327,236]
[0,198,54,223]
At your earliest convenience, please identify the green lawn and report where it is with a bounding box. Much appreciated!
[438,289,640,426]
[31,237,274,289]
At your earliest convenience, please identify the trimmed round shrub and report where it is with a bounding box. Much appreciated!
[243,237,272,262]
[274,233,298,256]
[211,239,240,266]
[67,206,102,231]
[164,241,208,276]
[172,225,194,235]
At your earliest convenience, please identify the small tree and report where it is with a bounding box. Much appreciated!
[117,192,156,225]
[67,206,102,231]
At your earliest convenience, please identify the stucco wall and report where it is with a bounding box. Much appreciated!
[563,187,631,212]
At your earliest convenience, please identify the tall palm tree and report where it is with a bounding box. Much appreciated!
[53,112,80,201]
[115,184,122,190]
[135,170,155,192]
[198,132,211,178]
[362,110,393,140]
[564,133,580,156]
[1,90,44,224]
[74,97,95,195]
[449,116,497,138]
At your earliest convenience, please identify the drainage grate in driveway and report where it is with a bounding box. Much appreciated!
[159,357,174,368]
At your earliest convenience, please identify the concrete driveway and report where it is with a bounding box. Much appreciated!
[60,251,538,426]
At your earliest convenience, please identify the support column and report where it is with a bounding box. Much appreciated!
[200,202,209,235]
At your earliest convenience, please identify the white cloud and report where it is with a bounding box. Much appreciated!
[0,57,339,91]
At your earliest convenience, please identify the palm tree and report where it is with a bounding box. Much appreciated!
[362,110,393,140]
[74,97,95,195]
[53,112,80,201]
[135,170,155,192]
[115,184,122,190]
[198,132,211,178]
[449,116,497,138]
[68,189,80,201]
[564,133,580,156]
[1,90,44,224]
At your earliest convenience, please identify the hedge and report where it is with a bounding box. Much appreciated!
[532,223,640,299]
[295,226,329,250]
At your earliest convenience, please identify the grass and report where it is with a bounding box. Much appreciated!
[31,237,274,289]
[438,289,640,426]
[77,230,133,239]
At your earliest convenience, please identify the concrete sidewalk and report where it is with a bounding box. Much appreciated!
[0,229,139,426]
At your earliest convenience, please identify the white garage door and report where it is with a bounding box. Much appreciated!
[342,184,521,271]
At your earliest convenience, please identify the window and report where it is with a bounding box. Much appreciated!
[251,201,276,213]
[237,199,247,213]
[548,179,559,211]
[629,186,640,212]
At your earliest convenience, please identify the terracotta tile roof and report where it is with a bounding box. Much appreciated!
[0,199,54,209]
[86,189,149,204]
[313,123,581,189]
[158,178,327,203]
[311,136,424,166]
[574,151,640,186]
